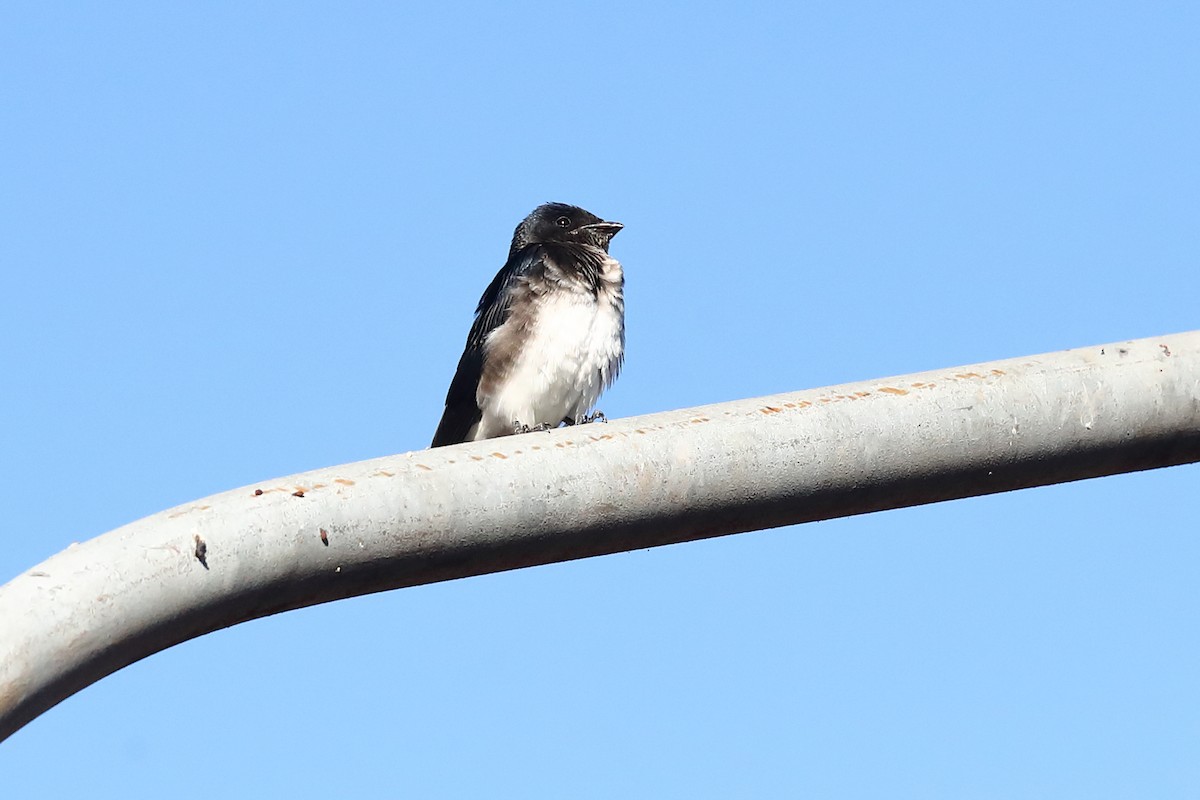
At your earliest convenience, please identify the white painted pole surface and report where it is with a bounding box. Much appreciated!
[2,332,1199,741]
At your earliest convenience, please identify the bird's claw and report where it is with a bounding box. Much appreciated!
[513,413,604,436]
[512,421,553,435]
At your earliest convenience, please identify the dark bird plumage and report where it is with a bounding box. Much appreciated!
[432,203,625,447]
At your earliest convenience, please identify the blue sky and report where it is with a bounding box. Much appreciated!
[2,2,1198,796]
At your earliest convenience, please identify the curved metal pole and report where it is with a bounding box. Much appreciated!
[2,332,1199,741]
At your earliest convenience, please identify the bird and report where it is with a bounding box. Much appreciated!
[432,202,625,447]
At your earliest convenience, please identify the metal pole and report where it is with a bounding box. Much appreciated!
[2,332,1198,741]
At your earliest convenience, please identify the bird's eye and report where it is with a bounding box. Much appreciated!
[555,216,571,228]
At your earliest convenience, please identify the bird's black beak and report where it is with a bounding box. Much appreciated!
[579,221,624,240]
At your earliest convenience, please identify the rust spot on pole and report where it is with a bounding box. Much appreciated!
[878,387,908,396]
[193,536,208,569]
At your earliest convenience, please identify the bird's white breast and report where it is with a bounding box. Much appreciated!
[476,265,623,439]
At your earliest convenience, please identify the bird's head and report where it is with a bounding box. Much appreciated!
[509,202,623,256]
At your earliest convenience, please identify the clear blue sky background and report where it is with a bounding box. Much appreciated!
[2,2,1198,796]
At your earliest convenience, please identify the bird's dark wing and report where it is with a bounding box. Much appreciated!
[431,246,547,447]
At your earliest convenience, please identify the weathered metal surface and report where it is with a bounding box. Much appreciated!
[2,331,1198,741]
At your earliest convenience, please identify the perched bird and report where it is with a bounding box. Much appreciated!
[432,203,625,447]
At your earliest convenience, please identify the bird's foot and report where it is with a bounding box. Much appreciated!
[513,421,554,435]
[579,410,607,425]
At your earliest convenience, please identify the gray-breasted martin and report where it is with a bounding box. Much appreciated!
[432,202,624,447]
